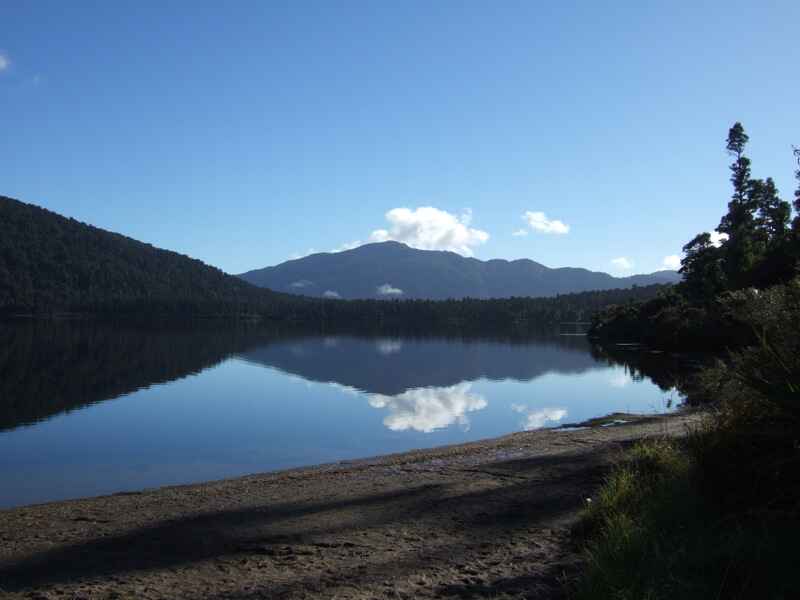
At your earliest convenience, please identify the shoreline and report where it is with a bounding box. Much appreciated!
[0,410,703,599]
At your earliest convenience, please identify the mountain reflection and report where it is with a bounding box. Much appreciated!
[239,335,598,396]
[0,321,693,434]
[238,335,608,433]
[0,321,273,431]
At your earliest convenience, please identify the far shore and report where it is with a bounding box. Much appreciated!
[0,409,703,600]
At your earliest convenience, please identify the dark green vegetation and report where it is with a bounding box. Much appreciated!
[575,124,800,599]
[0,195,667,330]
[591,123,800,351]
[239,240,679,300]
[574,438,799,599]
[0,195,293,317]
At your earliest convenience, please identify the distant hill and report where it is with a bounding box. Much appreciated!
[238,241,681,300]
[0,195,290,316]
[0,195,673,327]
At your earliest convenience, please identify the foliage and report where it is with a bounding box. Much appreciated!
[576,280,800,599]
[0,195,668,329]
[683,122,796,296]
[573,439,800,600]
[591,123,799,349]
[0,194,294,317]
[588,285,752,350]
[689,279,800,512]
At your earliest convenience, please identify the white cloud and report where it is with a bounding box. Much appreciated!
[375,339,403,355]
[289,248,318,260]
[289,279,314,289]
[662,255,681,270]
[523,211,570,235]
[0,53,9,72]
[368,207,489,256]
[377,283,403,296]
[512,229,529,237]
[511,404,567,430]
[610,257,634,271]
[368,383,487,433]
[332,240,362,253]
[710,231,729,248]
[322,290,341,299]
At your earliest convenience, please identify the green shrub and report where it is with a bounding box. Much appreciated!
[691,279,800,512]
[573,439,800,600]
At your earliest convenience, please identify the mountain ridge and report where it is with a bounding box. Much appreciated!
[238,241,680,300]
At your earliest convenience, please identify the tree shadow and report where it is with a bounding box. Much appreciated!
[0,443,621,595]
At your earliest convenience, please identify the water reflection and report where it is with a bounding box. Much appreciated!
[0,321,698,508]
[238,335,598,396]
[0,321,696,434]
[0,321,268,431]
[511,404,568,430]
[367,383,487,433]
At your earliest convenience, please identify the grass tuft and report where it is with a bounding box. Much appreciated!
[572,439,799,600]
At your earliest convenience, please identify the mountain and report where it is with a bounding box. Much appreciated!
[0,195,292,316]
[0,194,671,327]
[238,241,681,300]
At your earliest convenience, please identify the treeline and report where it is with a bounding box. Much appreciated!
[575,124,800,598]
[0,195,295,317]
[0,194,667,329]
[301,284,667,333]
[590,123,800,350]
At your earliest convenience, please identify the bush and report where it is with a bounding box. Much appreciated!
[573,439,800,600]
[574,279,800,599]
[689,279,800,512]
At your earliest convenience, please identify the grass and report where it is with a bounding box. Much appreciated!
[572,438,800,600]
[572,280,800,599]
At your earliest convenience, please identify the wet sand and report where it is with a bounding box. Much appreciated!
[0,411,702,600]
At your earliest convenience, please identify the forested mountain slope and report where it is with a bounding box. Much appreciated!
[239,241,679,300]
[0,195,290,316]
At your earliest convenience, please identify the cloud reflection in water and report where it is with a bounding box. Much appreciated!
[511,404,567,430]
[375,339,403,356]
[367,383,487,433]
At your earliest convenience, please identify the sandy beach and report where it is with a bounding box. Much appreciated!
[0,411,702,600]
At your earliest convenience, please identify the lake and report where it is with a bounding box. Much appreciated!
[0,322,683,508]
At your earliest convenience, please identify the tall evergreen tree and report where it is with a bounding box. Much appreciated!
[718,123,762,288]
[752,177,790,244]
[679,232,726,301]
[718,122,754,235]
[793,146,800,234]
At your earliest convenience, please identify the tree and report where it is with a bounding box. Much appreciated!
[752,177,790,244]
[717,123,765,288]
[719,122,753,235]
[793,146,800,234]
[679,233,726,301]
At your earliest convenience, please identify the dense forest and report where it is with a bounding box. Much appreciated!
[0,195,667,330]
[591,123,800,351]
[0,195,296,317]
[575,124,800,599]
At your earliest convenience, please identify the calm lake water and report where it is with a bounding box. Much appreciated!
[0,322,683,508]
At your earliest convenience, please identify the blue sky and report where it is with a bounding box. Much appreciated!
[2,1,798,275]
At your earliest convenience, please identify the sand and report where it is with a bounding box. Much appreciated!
[0,411,702,600]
